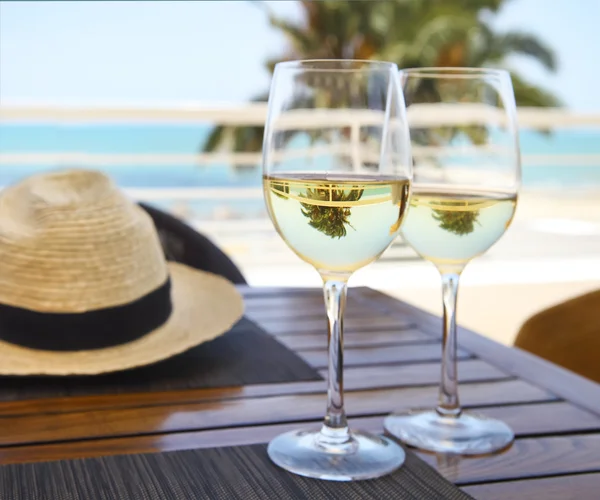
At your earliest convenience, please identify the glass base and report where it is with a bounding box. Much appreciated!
[384,410,514,455]
[267,428,406,481]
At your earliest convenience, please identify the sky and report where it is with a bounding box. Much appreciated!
[0,0,598,111]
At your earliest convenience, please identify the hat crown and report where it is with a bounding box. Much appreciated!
[27,168,113,206]
[0,169,168,312]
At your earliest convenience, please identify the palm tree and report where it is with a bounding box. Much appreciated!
[299,185,364,238]
[202,0,559,155]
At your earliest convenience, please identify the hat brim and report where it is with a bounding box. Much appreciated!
[0,262,244,375]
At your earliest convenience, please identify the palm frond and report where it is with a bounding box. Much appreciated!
[268,17,317,53]
[510,71,562,107]
[201,92,269,153]
[458,0,504,12]
[411,14,480,66]
[233,126,264,154]
[488,31,557,71]
[201,126,229,153]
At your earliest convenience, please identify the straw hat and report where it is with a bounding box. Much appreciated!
[0,169,244,375]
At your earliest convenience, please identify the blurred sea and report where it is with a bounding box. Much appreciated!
[1,123,599,219]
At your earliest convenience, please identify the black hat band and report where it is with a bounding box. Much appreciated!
[0,278,172,351]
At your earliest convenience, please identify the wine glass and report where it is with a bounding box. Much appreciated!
[262,60,412,481]
[384,68,520,455]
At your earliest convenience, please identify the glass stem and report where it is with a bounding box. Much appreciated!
[436,271,463,419]
[316,279,355,452]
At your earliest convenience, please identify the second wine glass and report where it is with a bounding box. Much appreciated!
[263,60,412,481]
[384,68,520,455]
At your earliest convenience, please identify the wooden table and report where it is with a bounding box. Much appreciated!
[2,286,600,499]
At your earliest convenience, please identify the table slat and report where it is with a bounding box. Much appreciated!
[279,328,433,349]
[245,304,376,321]
[0,359,508,417]
[301,343,472,368]
[242,294,367,312]
[462,473,600,500]
[422,434,600,485]
[3,402,598,471]
[258,315,414,335]
[0,380,554,447]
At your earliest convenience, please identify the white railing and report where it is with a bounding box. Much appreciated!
[0,103,270,125]
[1,104,600,204]
[3,103,600,126]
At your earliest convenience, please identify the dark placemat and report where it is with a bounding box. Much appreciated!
[0,318,322,402]
[0,443,474,500]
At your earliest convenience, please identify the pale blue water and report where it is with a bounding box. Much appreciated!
[1,123,599,218]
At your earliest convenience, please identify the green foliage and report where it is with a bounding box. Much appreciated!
[510,72,561,107]
[201,0,560,153]
[433,209,481,236]
[300,186,364,238]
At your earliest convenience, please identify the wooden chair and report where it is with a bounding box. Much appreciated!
[139,202,247,285]
[514,289,600,383]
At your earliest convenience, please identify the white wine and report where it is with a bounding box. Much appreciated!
[264,174,410,275]
[401,187,517,269]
